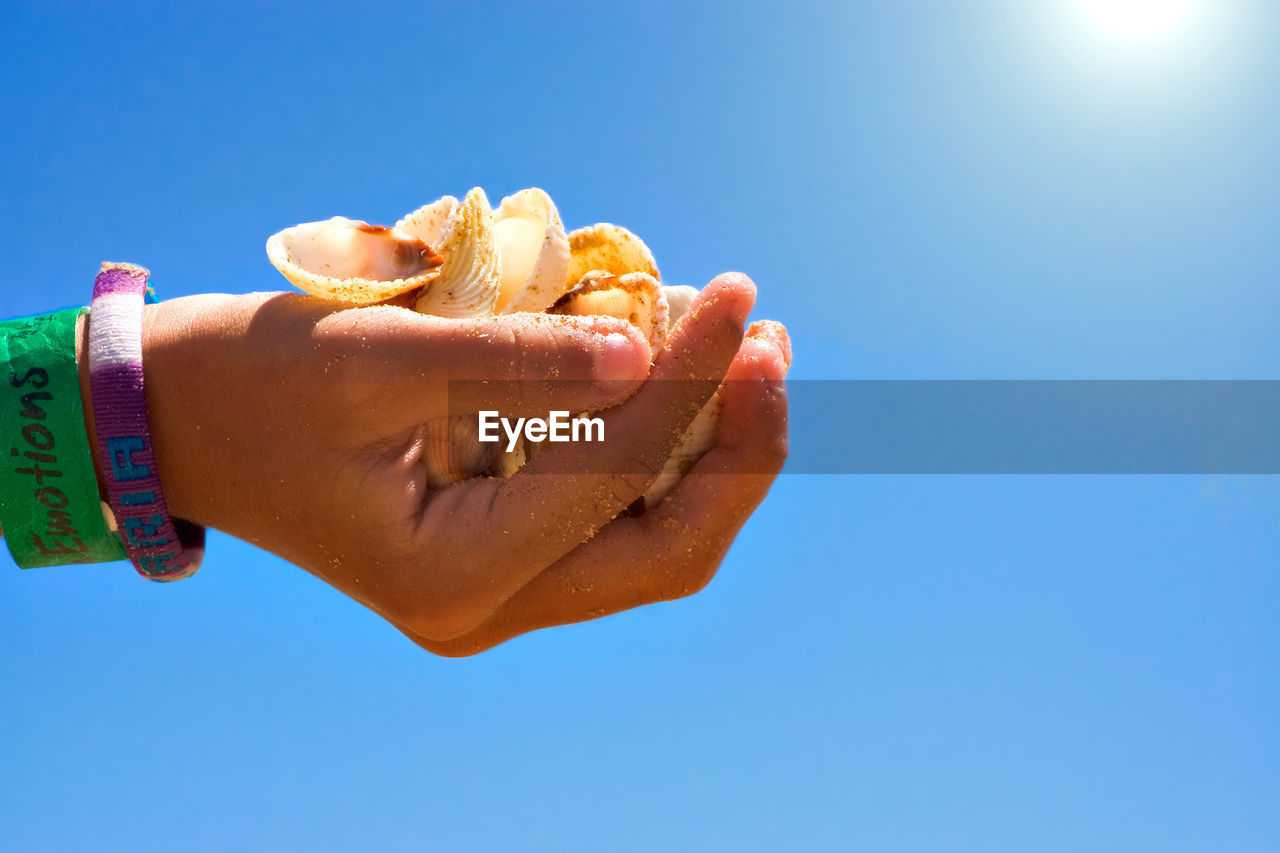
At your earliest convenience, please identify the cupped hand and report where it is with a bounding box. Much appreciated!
[117,273,789,654]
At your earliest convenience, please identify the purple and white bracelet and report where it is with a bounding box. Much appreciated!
[89,262,204,581]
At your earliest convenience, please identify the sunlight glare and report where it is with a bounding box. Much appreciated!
[1077,0,1199,40]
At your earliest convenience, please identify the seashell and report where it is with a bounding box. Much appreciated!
[396,195,458,246]
[413,187,502,319]
[662,284,699,325]
[265,217,444,304]
[641,281,719,505]
[566,223,660,286]
[266,190,727,501]
[421,415,501,490]
[548,272,718,505]
[486,435,527,479]
[493,188,571,314]
[644,388,722,508]
[549,271,670,354]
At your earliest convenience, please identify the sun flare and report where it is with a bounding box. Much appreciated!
[1077,0,1199,40]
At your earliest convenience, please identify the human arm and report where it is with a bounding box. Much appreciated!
[67,274,788,654]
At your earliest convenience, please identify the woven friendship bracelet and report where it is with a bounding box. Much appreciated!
[89,263,204,581]
[0,307,128,567]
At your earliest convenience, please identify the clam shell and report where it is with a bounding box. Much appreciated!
[486,437,527,479]
[421,415,501,490]
[546,269,717,505]
[413,187,502,319]
[662,285,699,325]
[396,195,458,246]
[566,223,660,286]
[644,389,723,508]
[493,188,571,314]
[265,217,444,305]
[644,286,721,506]
[549,271,670,354]
[266,191,724,497]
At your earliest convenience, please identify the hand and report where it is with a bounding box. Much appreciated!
[98,273,789,654]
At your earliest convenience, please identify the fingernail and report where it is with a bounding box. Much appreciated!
[596,331,649,380]
[708,273,756,327]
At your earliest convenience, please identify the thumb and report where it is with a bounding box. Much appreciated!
[356,310,653,432]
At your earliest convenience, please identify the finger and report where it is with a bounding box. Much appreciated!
[409,321,791,656]
[391,273,757,639]
[314,306,654,432]
[747,318,792,370]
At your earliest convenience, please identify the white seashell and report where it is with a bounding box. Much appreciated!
[486,436,527,479]
[644,390,722,508]
[413,187,502,319]
[409,189,503,487]
[566,223,660,287]
[265,217,443,304]
[421,415,501,490]
[266,192,727,499]
[662,284,700,325]
[646,284,720,506]
[396,195,458,246]
[547,271,716,506]
[493,188,571,314]
[549,271,670,354]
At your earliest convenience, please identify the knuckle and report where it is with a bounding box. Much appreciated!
[566,470,660,521]
[493,320,523,357]
[682,554,724,597]
[614,468,655,501]
[389,586,493,643]
[651,543,725,602]
[399,606,480,644]
[510,320,584,382]
[408,634,488,658]
[593,470,655,517]
[504,322,537,370]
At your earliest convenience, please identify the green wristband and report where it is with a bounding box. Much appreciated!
[0,308,127,567]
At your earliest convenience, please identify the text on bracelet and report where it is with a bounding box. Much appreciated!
[7,365,88,557]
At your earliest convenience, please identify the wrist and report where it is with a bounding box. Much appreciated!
[119,292,267,529]
[85,264,205,578]
[134,300,203,525]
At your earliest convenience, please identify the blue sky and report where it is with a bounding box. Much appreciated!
[2,1,1278,850]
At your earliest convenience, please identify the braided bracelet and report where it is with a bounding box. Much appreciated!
[89,263,204,581]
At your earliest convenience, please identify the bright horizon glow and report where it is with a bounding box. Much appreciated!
[1077,0,1199,41]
